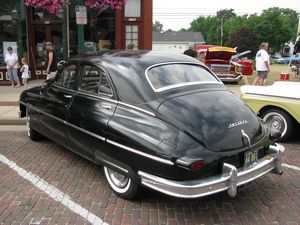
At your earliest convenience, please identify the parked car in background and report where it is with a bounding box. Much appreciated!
[241,81,300,141]
[19,50,284,200]
[275,54,300,64]
[195,45,253,83]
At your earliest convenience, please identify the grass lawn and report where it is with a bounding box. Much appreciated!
[240,64,299,85]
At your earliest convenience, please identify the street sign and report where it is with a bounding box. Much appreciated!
[75,5,87,25]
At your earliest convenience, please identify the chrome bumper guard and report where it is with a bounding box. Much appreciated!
[138,144,284,199]
[219,74,243,82]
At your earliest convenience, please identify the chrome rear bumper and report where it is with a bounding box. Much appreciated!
[219,74,243,82]
[138,144,284,199]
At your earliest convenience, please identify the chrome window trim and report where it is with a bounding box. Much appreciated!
[106,139,174,166]
[52,83,76,93]
[152,81,221,93]
[79,64,114,97]
[145,62,222,92]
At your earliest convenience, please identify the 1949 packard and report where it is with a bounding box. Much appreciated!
[19,50,284,199]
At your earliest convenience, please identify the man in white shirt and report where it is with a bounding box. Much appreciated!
[5,47,20,87]
[253,42,270,86]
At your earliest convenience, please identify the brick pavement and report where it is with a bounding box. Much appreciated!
[0,127,299,225]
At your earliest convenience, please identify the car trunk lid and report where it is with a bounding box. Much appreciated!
[157,90,265,152]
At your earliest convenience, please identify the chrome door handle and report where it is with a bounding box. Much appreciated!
[64,95,72,99]
[101,104,112,110]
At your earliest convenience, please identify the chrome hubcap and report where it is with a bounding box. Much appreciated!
[107,168,129,189]
[264,113,286,136]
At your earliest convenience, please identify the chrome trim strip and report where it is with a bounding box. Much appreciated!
[243,93,300,102]
[153,81,221,93]
[76,90,118,104]
[39,110,65,124]
[138,144,284,199]
[218,75,243,81]
[106,139,174,166]
[145,62,222,92]
[117,102,156,117]
[104,161,129,174]
[67,122,105,141]
[30,105,106,142]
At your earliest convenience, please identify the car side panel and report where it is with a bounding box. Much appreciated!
[105,104,214,180]
[242,96,300,123]
[19,88,41,132]
[66,91,117,160]
[36,84,74,147]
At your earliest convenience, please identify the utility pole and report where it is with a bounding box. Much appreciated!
[220,17,224,46]
[62,0,70,60]
[77,0,85,55]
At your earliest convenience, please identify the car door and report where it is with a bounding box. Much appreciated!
[38,63,77,147]
[67,63,117,160]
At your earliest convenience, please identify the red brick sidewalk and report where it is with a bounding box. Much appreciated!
[0,128,299,225]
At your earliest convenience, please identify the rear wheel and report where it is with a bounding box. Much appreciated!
[103,166,139,199]
[261,108,294,142]
[26,109,40,141]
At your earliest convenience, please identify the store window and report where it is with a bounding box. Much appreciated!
[32,8,62,21]
[68,4,116,56]
[0,0,19,68]
[125,0,141,17]
[126,25,138,50]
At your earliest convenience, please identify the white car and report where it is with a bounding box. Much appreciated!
[240,81,300,141]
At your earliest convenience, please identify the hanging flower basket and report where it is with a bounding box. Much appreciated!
[25,0,127,14]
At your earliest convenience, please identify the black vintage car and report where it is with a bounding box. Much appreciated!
[19,50,284,199]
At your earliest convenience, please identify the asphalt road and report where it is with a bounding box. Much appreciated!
[0,126,299,225]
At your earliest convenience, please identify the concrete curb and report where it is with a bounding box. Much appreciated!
[0,119,26,125]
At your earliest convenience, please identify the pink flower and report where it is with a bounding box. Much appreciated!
[25,0,126,13]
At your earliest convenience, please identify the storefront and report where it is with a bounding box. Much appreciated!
[0,0,152,84]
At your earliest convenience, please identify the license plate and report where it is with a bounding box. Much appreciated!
[244,149,258,166]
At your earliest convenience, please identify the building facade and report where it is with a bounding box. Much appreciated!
[153,32,205,54]
[0,0,152,84]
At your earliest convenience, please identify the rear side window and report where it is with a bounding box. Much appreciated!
[147,64,219,92]
[56,64,76,89]
[79,65,113,96]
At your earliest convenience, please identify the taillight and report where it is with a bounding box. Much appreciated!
[175,156,205,171]
[190,160,205,170]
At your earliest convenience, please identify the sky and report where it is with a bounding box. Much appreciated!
[153,0,300,31]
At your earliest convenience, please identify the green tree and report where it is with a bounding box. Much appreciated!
[190,16,220,45]
[216,9,236,22]
[227,28,259,58]
[253,9,294,52]
[152,21,164,32]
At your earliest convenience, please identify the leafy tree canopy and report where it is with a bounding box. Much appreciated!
[153,20,164,32]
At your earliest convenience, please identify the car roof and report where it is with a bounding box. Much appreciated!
[70,50,200,67]
[68,50,213,105]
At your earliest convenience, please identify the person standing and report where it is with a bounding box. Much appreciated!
[253,42,270,86]
[20,57,30,89]
[45,42,57,80]
[5,47,20,87]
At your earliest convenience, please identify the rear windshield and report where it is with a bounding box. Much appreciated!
[146,64,219,92]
